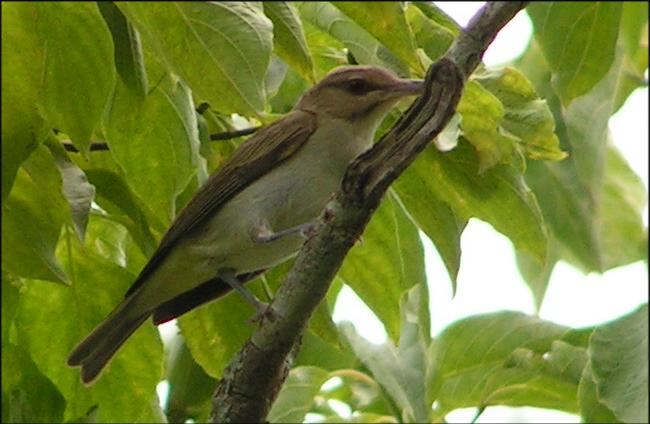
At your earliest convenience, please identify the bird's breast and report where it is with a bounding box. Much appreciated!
[187,119,374,274]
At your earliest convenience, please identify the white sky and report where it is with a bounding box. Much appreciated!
[332,3,648,423]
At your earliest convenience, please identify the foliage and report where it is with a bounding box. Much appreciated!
[2,2,647,423]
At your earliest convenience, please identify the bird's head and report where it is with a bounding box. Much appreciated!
[295,65,423,128]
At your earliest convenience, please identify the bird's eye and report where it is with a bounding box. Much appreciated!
[346,79,371,95]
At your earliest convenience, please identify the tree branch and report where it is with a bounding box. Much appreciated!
[61,141,109,152]
[60,126,261,153]
[209,126,260,141]
[210,2,529,422]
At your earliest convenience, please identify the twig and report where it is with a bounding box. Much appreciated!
[210,2,529,422]
[196,102,211,114]
[60,126,261,153]
[209,126,260,141]
[61,141,109,152]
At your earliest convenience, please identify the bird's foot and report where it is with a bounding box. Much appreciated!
[250,220,319,244]
[247,303,278,324]
[298,221,319,239]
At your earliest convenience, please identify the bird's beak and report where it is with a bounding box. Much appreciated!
[392,79,425,97]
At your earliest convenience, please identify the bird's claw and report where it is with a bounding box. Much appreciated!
[299,222,319,239]
[247,303,277,324]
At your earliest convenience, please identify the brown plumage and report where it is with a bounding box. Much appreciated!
[68,65,423,384]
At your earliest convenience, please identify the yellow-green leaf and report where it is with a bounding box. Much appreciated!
[332,2,423,73]
[528,2,623,105]
[118,2,273,115]
[264,2,315,83]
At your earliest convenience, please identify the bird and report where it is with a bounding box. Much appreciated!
[67,65,424,384]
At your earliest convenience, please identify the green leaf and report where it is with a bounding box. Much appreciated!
[415,142,547,264]
[562,64,621,200]
[517,40,646,272]
[515,236,561,312]
[332,2,423,73]
[84,169,158,258]
[619,3,648,63]
[599,144,648,269]
[542,341,589,386]
[294,330,359,372]
[455,67,566,173]
[2,146,68,283]
[479,341,588,411]
[97,1,148,98]
[1,3,50,201]
[118,2,272,115]
[165,332,216,423]
[2,343,66,423]
[400,261,432,347]
[411,2,461,36]
[1,277,20,345]
[36,2,116,155]
[525,158,602,271]
[528,2,623,105]
[270,66,311,114]
[263,2,315,83]
[589,304,648,423]
[456,81,518,172]
[323,368,391,416]
[301,19,348,79]
[513,40,602,271]
[81,215,132,270]
[195,114,211,187]
[340,194,427,341]
[474,67,567,162]
[613,2,649,112]
[299,2,409,77]
[320,413,398,423]
[578,362,620,423]
[103,77,201,225]
[309,297,341,349]
[46,138,96,241]
[265,55,290,101]
[15,233,164,422]
[269,366,330,423]
[341,284,431,422]
[405,3,455,63]
[178,287,261,378]
[431,312,592,414]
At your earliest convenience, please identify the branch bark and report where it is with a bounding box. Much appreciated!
[210,2,529,422]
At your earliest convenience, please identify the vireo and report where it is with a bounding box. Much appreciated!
[68,65,424,384]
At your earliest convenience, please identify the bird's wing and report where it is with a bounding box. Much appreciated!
[125,109,317,297]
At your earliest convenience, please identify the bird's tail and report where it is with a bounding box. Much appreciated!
[67,295,150,385]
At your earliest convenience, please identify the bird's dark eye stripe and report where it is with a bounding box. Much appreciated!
[343,79,377,95]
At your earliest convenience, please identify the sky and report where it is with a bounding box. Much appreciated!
[331,3,648,423]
